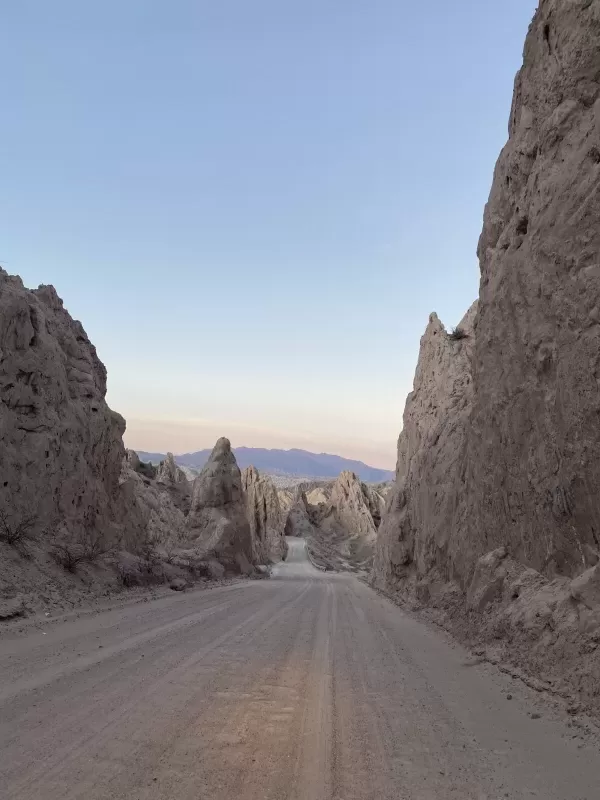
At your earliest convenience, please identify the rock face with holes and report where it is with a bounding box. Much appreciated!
[0,269,135,546]
[186,438,255,573]
[242,466,288,563]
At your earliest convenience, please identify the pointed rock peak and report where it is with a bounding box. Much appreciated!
[242,464,260,483]
[125,449,141,471]
[427,311,442,328]
[156,451,187,485]
[332,471,364,499]
[187,437,255,569]
[191,437,243,509]
[337,470,360,485]
[212,437,233,459]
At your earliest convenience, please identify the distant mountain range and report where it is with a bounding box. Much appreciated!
[135,447,394,483]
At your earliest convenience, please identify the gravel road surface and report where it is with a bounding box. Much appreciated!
[1,538,599,799]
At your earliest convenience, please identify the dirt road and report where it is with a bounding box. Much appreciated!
[1,538,599,799]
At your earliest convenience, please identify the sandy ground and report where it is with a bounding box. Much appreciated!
[1,538,599,799]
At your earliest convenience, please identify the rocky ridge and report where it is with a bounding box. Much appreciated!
[280,472,384,572]
[0,273,268,611]
[374,0,600,714]
[0,269,139,552]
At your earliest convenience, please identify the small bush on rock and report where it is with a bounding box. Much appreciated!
[448,326,468,341]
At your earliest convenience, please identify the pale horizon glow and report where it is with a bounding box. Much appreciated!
[122,415,399,470]
[1,1,536,470]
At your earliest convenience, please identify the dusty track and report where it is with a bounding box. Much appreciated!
[1,538,599,799]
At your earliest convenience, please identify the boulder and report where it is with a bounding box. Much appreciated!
[570,564,600,611]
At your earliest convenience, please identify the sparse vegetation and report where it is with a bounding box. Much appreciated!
[80,528,111,562]
[135,528,162,577]
[52,541,85,573]
[448,326,468,341]
[136,460,157,480]
[0,511,38,548]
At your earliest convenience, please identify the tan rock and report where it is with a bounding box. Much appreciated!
[301,472,383,572]
[570,564,600,610]
[156,452,188,486]
[242,466,287,563]
[326,471,380,541]
[373,303,477,590]
[464,0,600,579]
[373,2,600,714]
[0,270,137,548]
[119,456,187,550]
[186,438,254,570]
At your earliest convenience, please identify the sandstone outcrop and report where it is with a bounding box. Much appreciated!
[323,471,382,541]
[0,270,135,548]
[156,452,188,487]
[374,0,600,713]
[186,438,255,573]
[155,451,191,514]
[242,466,287,563]
[373,303,477,590]
[464,0,600,579]
[119,455,187,551]
[290,472,384,572]
[283,492,315,539]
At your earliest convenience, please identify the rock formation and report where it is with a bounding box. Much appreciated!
[186,438,255,573]
[283,492,313,535]
[464,0,600,578]
[283,472,384,572]
[242,466,288,563]
[373,303,477,590]
[120,453,187,550]
[0,270,136,548]
[277,488,295,516]
[156,452,188,487]
[374,1,600,713]
[325,471,382,541]
[155,451,191,515]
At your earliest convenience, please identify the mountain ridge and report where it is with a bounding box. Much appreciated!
[134,446,393,483]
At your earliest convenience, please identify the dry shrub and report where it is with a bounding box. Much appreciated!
[0,511,38,548]
[448,326,468,341]
[52,541,85,573]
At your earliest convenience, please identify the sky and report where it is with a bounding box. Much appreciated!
[0,0,536,469]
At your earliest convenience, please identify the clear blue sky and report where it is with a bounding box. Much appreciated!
[1,0,536,468]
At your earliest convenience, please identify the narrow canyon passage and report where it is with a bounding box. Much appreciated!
[1,538,598,800]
